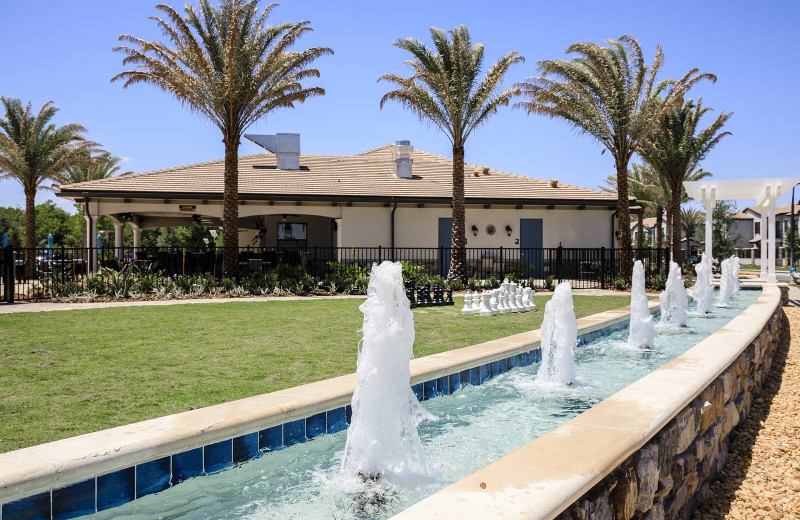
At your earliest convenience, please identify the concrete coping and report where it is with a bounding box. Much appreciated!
[390,284,778,520]
[0,299,653,504]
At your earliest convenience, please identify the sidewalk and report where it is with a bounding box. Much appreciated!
[0,288,629,314]
[692,307,799,519]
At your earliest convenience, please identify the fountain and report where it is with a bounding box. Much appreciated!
[717,257,734,307]
[659,261,688,327]
[341,261,433,481]
[732,256,741,295]
[692,253,714,315]
[628,260,656,349]
[536,282,578,386]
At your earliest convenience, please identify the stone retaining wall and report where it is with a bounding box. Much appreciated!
[558,306,787,520]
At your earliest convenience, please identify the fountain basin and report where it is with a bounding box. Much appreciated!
[0,286,773,520]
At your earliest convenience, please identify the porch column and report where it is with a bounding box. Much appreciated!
[760,211,767,280]
[703,197,715,261]
[131,221,142,259]
[334,218,343,262]
[110,218,124,261]
[768,200,777,283]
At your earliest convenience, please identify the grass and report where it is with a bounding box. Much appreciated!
[0,295,632,453]
[740,263,790,272]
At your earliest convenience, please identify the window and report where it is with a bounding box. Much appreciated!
[277,222,307,249]
[755,222,760,235]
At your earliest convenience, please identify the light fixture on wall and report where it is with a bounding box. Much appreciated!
[505,225,512,237]
[472,225,478,237]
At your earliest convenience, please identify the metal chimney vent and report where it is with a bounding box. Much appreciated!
[391,140,413,178]
[245,133,300,170]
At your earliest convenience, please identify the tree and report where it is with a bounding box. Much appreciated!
[639,99,731,263]
[0,98,93,275]
[680,207,703,258]
[515,36,710,279]
[379,25,523,282]
[711,200,739,260]
[60,150,130,185]
[113,0,332,276]
[602,163,659,251]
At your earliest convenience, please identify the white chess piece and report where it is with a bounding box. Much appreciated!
[498,287,509,314]
[471,290,481,313]
[516,288,525,312]
[479,291,494,317]
[523,287,536,310]
[509,282,519,312]
[489,289,499,315]
[462,292,474,315]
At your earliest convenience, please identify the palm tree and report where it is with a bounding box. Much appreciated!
[515,36,712,279]
[58,150,130,247]
[602,163,659,251]
[0,98,92,268]
[639,98,731,263]
[681,207,704,257]
[113,0,332,276]
[379,25,523,282]
[60,150,130,185]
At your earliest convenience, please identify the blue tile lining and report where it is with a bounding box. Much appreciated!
[1,313,644,520]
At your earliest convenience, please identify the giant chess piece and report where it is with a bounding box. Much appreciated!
[424,283,433,306]
[508,282,520,312]
[445,287,454,306]
[516,286,525,312]
[471,290,481,313]
[417,284,428,307]
[462,291,474,314]
[480,291,494,317]
[405,280,417,308]
[498,286,509,314]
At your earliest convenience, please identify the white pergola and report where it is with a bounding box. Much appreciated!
[684,178,800,284]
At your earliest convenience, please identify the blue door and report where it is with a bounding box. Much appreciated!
[438,218,452,276]
[520,219,543,278]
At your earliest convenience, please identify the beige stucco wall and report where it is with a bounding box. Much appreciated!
[88,199,616,249]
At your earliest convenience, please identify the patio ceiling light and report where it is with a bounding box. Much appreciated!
[506,225,513,237]
[472,225,479,237]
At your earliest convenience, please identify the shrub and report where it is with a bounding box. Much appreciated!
[647,274,667,292]
[448,277,464,291]
[544,275,555,291]
[613,277,630,291]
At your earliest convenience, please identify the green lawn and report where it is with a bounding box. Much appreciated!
[0,295,632,453]
[740,263,790,272]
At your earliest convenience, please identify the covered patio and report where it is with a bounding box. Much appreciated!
[684,177,800,284]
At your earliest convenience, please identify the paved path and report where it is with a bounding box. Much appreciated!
[692,306,800,520]
[0,289,628,314]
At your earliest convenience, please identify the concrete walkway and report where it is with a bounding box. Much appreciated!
[0,289,628,314]
[692,307,799,520]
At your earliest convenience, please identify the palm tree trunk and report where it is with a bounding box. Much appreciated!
[665,200,673,258]
[655,205,664,250]
[636,211,644,252]
[222,135,240,278]
[448,144,467,283]
[24,187,36,278]
[671,187,682,264]
[616,161,633,280]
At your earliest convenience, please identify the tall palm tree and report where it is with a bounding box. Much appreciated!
[113,0,332,276]
[680,207,704,257]
[515,35,712,279]
[379,25,523,282]
[639,98,731,263]
[0,98,92,265]
[602,163,659,251]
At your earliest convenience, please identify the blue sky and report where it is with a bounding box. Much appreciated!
[2,0,799,212]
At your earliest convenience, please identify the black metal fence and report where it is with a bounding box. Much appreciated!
[1,245,670,303]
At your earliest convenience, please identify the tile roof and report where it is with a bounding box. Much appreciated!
[58,145,622,205]
[744,204,799,217]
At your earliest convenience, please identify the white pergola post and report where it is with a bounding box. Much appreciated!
[109,217,124,260]
[767,199,777,283]
[702,188,715,261]
[131,221,142,258]
[760,211,767,280]
[84,213,97,274]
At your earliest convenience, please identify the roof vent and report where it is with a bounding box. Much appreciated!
[244,133,300,170]
[391,140,413,179]
[550,178,559,188]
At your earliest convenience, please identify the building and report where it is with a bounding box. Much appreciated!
[737,204,799,265]
[56,136,639,277]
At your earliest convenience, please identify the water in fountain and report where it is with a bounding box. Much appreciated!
[659,261,688,327]
[341,261,433,483]
[628,260,656,349]
[732,256,741,295]
[536,282,577,386]
[717,257,734,307]
[692,253,714,315]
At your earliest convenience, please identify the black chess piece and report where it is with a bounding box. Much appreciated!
[445,287,454,305]
[405,280,417,308]
[432,285,442,305]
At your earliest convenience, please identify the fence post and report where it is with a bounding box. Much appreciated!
[665,247,671,272]
[499,246,504,280]
[439,246,444,276]
[556,245,563,283]
[5,245,14,304]
[600,247,606,289]
[378,245,382,263]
